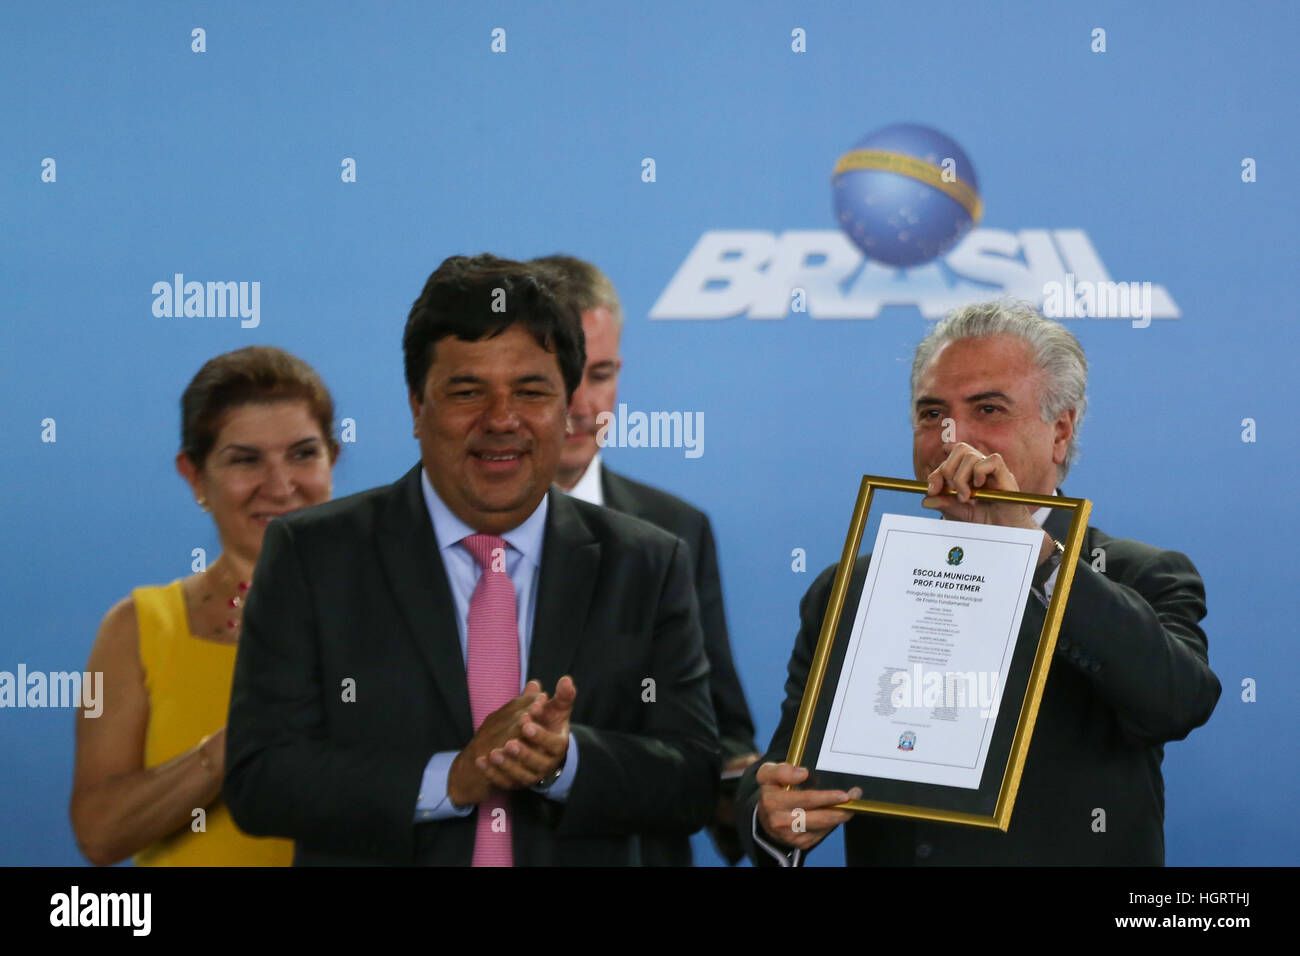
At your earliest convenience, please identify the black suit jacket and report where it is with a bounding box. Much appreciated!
[600,466,758,865]
[600,467,756,759]
[738,506,1221,866]
[224,463,720,866]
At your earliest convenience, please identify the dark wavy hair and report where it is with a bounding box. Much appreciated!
[403,254,586,401]
[179,346,339,468]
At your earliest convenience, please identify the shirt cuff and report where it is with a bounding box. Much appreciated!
[751,806,803,867]
[1042,562,1061,602]
[531,733,579,801]
[415,751,475,822]
[1032,561,1064,608]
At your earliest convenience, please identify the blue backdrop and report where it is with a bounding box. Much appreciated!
[3,0,1295,866]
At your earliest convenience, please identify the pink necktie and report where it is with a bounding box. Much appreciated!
[462,533,519,867]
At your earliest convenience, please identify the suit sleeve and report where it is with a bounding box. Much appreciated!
[736,566,838,867]
[1027,544,1220,745]
[223,520,428,862]
[558,538,721,837]
[693,516,757,759]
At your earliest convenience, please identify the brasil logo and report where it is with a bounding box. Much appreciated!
[832,122,981,268]
[947,546,964,566]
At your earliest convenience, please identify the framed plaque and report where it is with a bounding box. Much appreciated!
[786,475,1091,831]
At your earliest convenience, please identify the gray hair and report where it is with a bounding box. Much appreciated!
[910,299,1088,479]
[528,254,624,331]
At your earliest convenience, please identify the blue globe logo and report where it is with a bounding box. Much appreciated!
[832,123,982,268]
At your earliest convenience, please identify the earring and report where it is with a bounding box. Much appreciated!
[565,419,574,436]
[197,496,210,513]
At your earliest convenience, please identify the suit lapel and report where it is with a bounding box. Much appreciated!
[599,466,639,518]
[376,463,473,741]
[527,492,600,690]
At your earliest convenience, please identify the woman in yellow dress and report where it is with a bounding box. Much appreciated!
[70,346,339,865]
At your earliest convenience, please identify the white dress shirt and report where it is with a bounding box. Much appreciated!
[563,452,605,506]
[414,469,579,821]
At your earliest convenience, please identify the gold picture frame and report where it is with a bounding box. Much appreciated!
[785,474,1091,831]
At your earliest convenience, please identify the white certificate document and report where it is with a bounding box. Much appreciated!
[815,513,1041,790]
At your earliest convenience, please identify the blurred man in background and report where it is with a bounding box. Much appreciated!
[534,255,759,865]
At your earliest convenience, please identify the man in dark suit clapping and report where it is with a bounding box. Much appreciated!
[224,254,719,865]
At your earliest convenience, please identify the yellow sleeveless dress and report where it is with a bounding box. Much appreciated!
[131,580,294,866]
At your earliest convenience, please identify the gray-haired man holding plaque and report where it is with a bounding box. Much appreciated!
[737,300,1221,866]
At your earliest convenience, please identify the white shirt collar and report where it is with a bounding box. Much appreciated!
[563,452,604,506]
[420,467,548,568]
[1032,489,1060,527]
